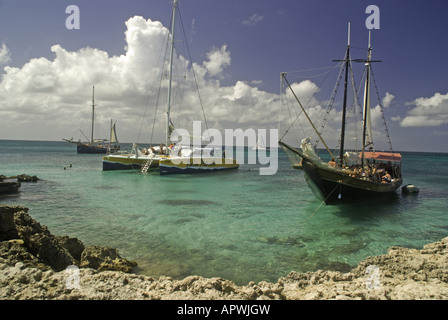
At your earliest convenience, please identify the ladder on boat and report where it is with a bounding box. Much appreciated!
[141,159,153,173]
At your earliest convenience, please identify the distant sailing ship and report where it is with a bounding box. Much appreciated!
[279,26,402,204]
[63,86,120,154]
[252,135,266,150]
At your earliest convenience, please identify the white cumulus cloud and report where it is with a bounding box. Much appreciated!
[0,43,11,65]
[203,44,231,77]
[401,92,448,127]
[382,92,394,108]
[0,16,280,142]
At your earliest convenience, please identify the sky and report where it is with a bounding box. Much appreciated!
[0,0,447,152]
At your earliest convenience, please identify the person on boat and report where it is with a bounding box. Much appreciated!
[169,143,176,155]
[328,158,336,167]
[159,143,165,155]
[382,171,391,183]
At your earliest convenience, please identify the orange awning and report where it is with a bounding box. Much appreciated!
[361,152,402,162]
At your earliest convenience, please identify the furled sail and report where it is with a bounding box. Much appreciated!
[110,121,118,143]
[363,69,374,148]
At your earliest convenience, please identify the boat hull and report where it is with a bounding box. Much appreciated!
[103,153,239,175]
[77,145,106,154]
[301,157,402,204]
[77,144,120,154]
[159,158,239,175]
[102,155,160,171]
[63,139,119,154]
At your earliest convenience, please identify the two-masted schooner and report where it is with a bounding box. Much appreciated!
[279,26,402,204]
[63,86,120,154]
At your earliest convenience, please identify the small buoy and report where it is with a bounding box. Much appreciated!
[402,184,419,194]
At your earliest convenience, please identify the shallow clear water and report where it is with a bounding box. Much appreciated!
[1,140,447,285]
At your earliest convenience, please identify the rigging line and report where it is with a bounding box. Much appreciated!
[177,5,209,132]
[370,67,394,152]
[282,73,335,159]
[149,19,173,146]
[287,65,341,79]
[279,62,343,143]
[286,65,339,75]
[306,183,341,221]
[137,63,164,144]
[279,77,304,141]
[315,63,344,146]
[284,63,344,145]
[280,68,327,142]
[312,61,345,148]
[280,62,342,150]
[139,4,175,146]
[139,62,165,145]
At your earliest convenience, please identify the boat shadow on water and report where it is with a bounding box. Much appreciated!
[327,192,418,220]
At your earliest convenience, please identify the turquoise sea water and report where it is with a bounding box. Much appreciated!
[1,139,448,285]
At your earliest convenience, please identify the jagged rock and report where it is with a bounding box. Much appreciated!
[0,205,137,275]
[0,204,76,271]
[80,245,137,273]
[1,204,448,300]
[56,236,85,262]
[13,210,76,271]
[0,174,39,194]
[16,175,39,182]
[0,205,23,240]
[0,181,20,194]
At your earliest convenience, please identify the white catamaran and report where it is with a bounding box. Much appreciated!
[102,0,238,174]
[279,26,402,204]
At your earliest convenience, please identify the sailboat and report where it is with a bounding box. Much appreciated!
[102,0,238,174]
[63,86,120,154]
[252,135,266,150]
[279,26,402,204]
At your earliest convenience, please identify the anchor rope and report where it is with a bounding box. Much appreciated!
[306,182,341,221]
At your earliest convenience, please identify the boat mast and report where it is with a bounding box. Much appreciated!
[166,0,178,150]
[338,23,351,167]
[91,86,96,144]
[361,31,372,167]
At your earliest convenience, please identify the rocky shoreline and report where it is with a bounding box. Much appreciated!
[0,174,39,195]
[1,204,448,300]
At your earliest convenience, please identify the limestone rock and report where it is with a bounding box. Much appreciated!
[80,245,137,273]
[12,209,76,271]
[16,175,39,182]
[1,204,448,300]
[0,205,21,240]
[0,181,21,194]
[56,236,85,262]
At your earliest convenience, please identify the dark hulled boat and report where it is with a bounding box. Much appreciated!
[279,27,402,204]
[63,86,120,154]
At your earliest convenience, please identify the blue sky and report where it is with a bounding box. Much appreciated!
[1,0,447,152]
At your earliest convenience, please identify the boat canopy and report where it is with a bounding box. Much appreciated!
[361,151,402,162]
